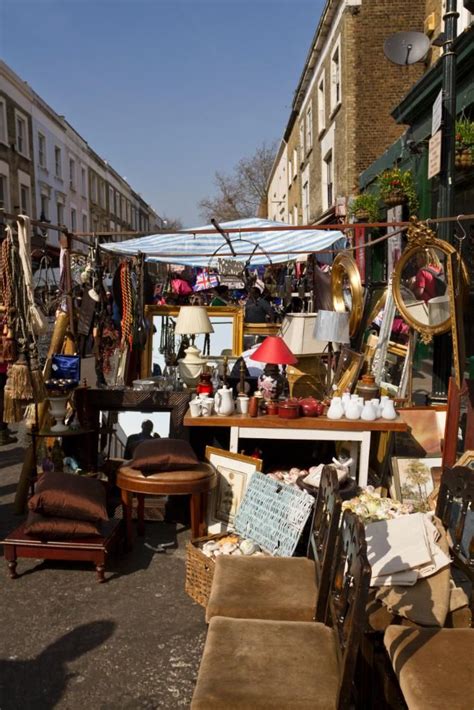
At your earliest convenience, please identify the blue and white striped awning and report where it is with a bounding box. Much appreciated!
[101,217,346,266]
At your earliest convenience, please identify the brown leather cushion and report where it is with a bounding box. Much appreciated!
[206,556,318,623]
[28,471,108,523]
[119,464,214,483]
[24,511,101,539]
[129,438,198,474]
[192,616,339,709]
[384,626,474,710]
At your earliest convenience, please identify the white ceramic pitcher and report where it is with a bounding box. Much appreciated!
[214,385,235,416]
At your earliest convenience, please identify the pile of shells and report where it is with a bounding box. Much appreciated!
[201,534,264,559]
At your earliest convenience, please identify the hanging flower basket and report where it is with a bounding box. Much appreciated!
[383,190,407,208]
[455,147,473,170]
[354,209,370,221]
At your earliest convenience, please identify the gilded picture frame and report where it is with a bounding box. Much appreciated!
[141,304,244,377]
[331,252,364,337]
[205,446,263,534]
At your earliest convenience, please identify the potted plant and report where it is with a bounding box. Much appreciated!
[455,118,474,169]
[376,167,419,214]
[348,193,380,222]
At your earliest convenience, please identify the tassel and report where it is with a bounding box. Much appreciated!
[3,383,23,423]
[7,353,33,401]
[62,329,76,355]
[29,354,46,403]
[2,328,17,363]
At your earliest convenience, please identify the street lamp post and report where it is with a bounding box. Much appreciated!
[431,0,459,402]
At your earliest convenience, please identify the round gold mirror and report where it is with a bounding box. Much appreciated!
[331,253,363,337]
[392,224,467,341]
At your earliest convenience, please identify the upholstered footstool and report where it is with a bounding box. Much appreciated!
[117,464,216,545]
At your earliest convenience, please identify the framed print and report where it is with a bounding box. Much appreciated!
[390,456,442,509]
[333,347,364,394]
[205,446,262,533]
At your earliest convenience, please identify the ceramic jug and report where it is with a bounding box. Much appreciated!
[361,400,377,421]
[345,398,361,420]
[214,385,235,416]
[327,396,344,420]
[381,398,397,420]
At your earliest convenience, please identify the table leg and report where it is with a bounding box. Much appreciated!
[358,432,371,487]
[121,489,134,549]
[190,493,202,540]
[94,552,106,583]
[229,427,239,453]
[137,494,145,536]
[5,546,18,579]
[349,440,359,480]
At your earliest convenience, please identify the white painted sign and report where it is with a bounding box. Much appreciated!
[428,130,442,179]
[432,89,443,136]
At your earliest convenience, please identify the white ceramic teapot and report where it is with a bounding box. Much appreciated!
[214,385,235,416]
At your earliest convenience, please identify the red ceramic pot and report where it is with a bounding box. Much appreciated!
[299,397,320,417]
[278,401,300,419]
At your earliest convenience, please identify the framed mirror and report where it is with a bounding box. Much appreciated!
[392,219,468,342]
[141,305,244,377]
[331,253,364,337]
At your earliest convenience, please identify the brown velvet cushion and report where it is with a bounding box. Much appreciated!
[206,556,318,623]
[384,626,474,710]
[24,511,101,539]
[28,471,108,523]
[129,438,198,474]
[192,616,339,710]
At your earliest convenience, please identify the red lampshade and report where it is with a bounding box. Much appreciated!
[251,336,298,365]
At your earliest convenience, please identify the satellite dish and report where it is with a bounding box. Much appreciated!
[383,31,430,65]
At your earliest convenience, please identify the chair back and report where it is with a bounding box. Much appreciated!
[326,510,371,710]
[310,465,342,621]
[435,465,474,581]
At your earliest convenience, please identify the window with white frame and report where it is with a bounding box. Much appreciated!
[109,186,115,213]
[20,183,30,214]
[99,180,106,208]
[38,133,46,168]
[302,166,310,224]
[90,173,97,202]
[81,167,87,196]
[288,158,293,186]
[69,158,76,190]
[71,208,77,231]
[0,172,9,210]
[293,148,298,178]
[330,43,341,112]
[306,105,313,152]
[121,196,125,221]
[323,151,334,210]
[55,146,62,178]
[293,205,298,226]
[318,75,326,134]
[0,98,7,145]
[57,200,64,225]
[299,122,305,164]
[15,111,29,158]
[40,193,49,220]
[82,213,88,232]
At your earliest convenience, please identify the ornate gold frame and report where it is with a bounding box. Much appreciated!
[141,305,244,377]
[243,323,280,337]
[392,219,468,343]
[331,253,364,337]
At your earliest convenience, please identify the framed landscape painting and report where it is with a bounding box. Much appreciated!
[391,456,442,509]
[205,446,262,534]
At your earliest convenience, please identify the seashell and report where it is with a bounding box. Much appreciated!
[231,548,243,555]
[221,542,238,554]
[240,539,258,555]
[289,467,301,476]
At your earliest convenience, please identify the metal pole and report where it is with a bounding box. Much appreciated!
[432,0,458,401]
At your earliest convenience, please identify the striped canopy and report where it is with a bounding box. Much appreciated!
[101,217,346,266]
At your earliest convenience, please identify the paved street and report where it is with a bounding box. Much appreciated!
[0,434,206,710]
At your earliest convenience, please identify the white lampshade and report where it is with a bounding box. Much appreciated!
[175,306,214,335]
[313,310,350,344]
[280,314,327,355]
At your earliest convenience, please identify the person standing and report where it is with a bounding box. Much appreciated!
[244,282,275,324]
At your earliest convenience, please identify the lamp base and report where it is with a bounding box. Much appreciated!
[178,345,206,388]
[257,364,284,401]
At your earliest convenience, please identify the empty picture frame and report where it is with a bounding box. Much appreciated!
[205,446,262,534]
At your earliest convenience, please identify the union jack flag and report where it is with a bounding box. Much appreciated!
[193,270,219,292]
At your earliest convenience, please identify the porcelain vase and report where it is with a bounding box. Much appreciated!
[361,401,377,421]
[381,398,397,420]
[327,397,344,420]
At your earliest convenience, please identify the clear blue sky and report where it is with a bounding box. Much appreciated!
[1,0,324,227]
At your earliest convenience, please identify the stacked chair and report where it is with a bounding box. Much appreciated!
[383,465,474,710]
[191,466,371,709]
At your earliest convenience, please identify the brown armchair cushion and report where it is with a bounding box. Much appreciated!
[129,438,198,474]
[24,511,101,539]
[28,471,108,523]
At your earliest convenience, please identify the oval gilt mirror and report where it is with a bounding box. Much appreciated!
[331,253,363,337]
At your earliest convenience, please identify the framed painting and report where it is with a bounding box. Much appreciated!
[455,450,474,470]
[205,446,262,533]
[390,456,442,509]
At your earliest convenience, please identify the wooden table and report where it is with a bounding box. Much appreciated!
[184,413,408,487]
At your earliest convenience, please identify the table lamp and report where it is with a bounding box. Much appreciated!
[175,306,214,387]
[251,335,297,401]
[280,313,327,397]
[313,310,350,392]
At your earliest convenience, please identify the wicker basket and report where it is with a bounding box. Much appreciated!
[185,532,229,607]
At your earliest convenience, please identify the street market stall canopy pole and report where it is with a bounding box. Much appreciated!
[100,217,347,267]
